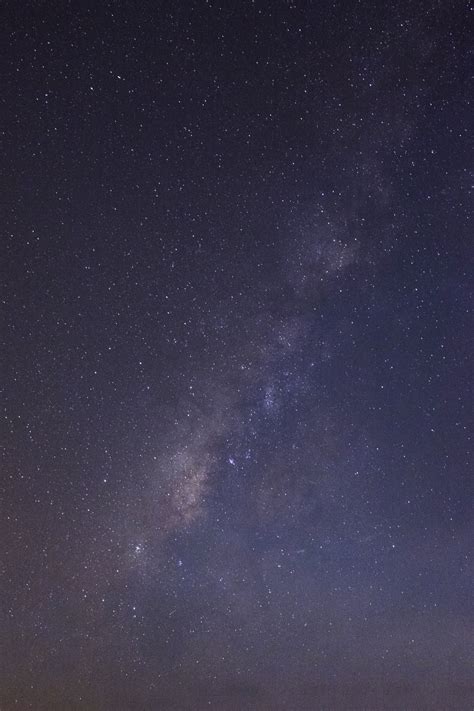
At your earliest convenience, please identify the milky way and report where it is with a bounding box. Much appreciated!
[2,2,472,710]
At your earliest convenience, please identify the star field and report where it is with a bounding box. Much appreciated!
[1,1,472,709]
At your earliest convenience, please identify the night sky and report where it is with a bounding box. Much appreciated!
[2,1,473,710]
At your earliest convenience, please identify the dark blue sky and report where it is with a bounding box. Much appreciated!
[2,1,472,709]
